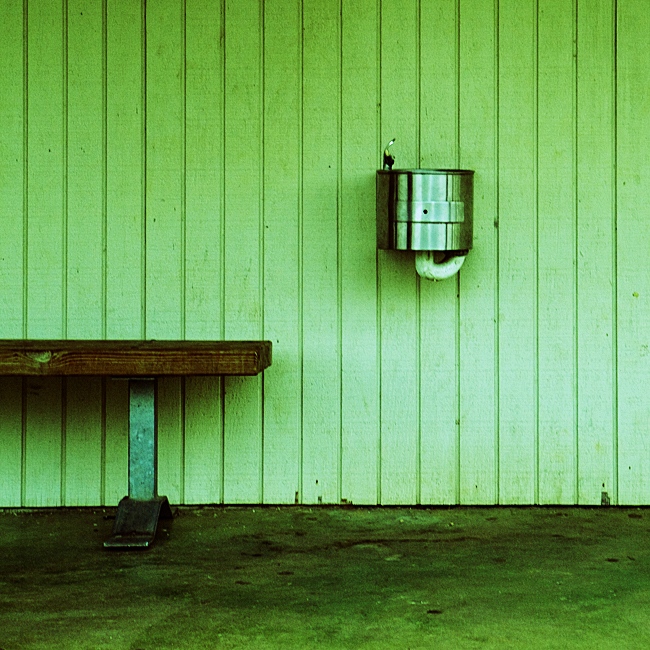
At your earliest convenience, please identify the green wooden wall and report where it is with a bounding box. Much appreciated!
[0,0,648,506]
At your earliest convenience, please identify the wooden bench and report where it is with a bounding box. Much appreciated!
[0,340,272,548]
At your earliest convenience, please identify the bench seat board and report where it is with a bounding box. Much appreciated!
[0,340,272,377]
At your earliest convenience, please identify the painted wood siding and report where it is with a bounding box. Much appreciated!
[0,0,646,506]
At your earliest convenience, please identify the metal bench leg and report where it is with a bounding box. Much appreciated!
[104,378,173,549]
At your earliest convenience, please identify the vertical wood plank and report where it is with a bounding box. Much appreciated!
[23,0,65,508]
[63,1,105,507]
[146,0,184,339]
[340,0,380,504]
[576,2,617,505]
[301,0,341,504]
[184,377,223,504]
[184,0,224,504]
[616,0,650,505]
[24,378,62,506]
[497,0,538,504]
[223,0,263,503]
[0,0,22,497]
[146,3,185,500]
[104,1,143,502]
[106,0,144,339]
[65,377,102,505]
[537,0,576,504]
[0,0,25,338]
[104,378,128,505]
[262,0,302,504]
[379,0,419,504]
[0,378,23,506]
[576,0,616,505]
[458,0,498,504]
[419,0,458,167]
[27,0,65,338]
[66,0,104,338]
[157,377,183,504]
[185,0,223,340]
[418,0,460,505]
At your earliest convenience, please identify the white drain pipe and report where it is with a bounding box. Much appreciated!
[415,251,467,281]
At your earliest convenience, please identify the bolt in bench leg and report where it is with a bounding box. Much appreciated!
[104,379,173,549]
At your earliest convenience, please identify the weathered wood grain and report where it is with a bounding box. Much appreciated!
[0,340,272,377]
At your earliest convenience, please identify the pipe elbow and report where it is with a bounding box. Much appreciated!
[415,251,467,281]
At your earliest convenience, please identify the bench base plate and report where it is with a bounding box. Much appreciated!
[104,496,174,549]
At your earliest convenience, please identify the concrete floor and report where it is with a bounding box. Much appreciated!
[1,505,649,649]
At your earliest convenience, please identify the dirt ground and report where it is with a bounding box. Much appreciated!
[1,505,649,649]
